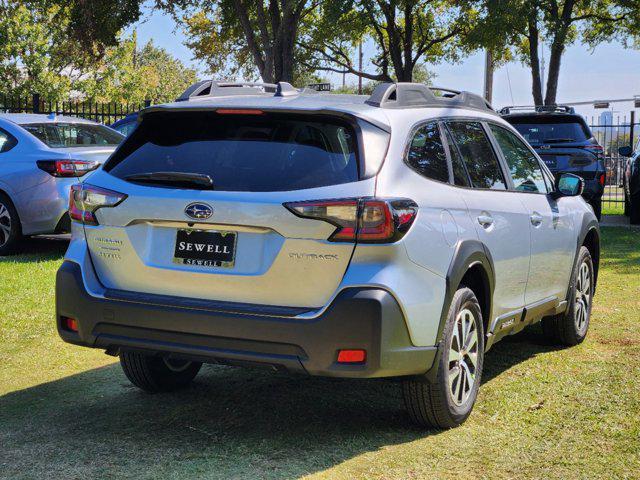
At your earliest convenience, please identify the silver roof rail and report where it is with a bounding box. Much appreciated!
[366,82,495,113]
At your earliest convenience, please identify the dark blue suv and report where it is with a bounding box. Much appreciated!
[502,106,605,219]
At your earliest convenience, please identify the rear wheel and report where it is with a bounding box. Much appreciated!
[542,246,594,346]
[119,351,202,393]
[0,193,21,256]
[402,287,484,429]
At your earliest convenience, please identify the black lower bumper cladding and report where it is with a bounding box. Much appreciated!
[56,261,436,378]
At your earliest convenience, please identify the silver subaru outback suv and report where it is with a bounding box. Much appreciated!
[56,81,599,428]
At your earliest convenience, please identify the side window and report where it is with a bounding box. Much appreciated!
[0,128,17,153]
[405,122,449,183]
[446,121,506,190]
[490,124,549,193]
[443,127,471,187]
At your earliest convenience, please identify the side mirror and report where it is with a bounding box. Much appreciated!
[618,146,633,157]
[554,173,584,197]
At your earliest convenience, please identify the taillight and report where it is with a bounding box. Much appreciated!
[284,198,418,243]
[37,159,99,177]
[582,145,604,159]
[69,184,126,226]
[599,173,606,186]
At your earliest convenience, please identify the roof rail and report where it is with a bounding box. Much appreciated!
[365,83,495,113]
[176,80,281,102]
[499,105,576,115]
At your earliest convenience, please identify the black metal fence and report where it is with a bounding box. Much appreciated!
[587,111,637,209]
[0,93,150,125]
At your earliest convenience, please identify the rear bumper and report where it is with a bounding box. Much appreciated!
[56,261,436,378]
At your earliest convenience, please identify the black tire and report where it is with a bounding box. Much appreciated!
[402,287,484,429]
[542,246,594,346]
[590,199,602,221]
[0,192,22,256]
[119,351,202,393]
[630,194,640,225]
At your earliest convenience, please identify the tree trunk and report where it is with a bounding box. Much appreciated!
[527,16,543,106]
[544,34,567,106]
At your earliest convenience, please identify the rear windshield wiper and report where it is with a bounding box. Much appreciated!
[123,172,214,190]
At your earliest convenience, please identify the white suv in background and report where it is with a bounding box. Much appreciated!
[56,82,599,428]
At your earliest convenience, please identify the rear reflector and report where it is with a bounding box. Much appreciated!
[62,316,78,332]
[337,349,366,364]
[284,198,418,243]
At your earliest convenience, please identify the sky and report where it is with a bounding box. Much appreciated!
[128,5,640,122]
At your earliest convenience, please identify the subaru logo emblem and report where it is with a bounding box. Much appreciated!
[184,202,213,220]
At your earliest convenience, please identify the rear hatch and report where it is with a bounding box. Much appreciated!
[508,114,603,178]
[81,109,381,309]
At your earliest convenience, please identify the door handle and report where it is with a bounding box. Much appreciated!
[530,212,543,226]
[477,213,494,228]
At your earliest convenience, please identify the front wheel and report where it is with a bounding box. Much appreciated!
[402,287,484,429]
[542,246,594,346]
[120,351,202,393]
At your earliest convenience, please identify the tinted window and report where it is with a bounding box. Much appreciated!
[508,116,590,145]
[446,122,506,190]
[113,120,137,137]
[0,129,17,153]
[106,111,359,192]
[406,122,449,182]
[490,125,548,193]
[21,123,123,148]
[444,127,470,187]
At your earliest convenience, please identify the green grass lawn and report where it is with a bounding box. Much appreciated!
[1,230,639,479]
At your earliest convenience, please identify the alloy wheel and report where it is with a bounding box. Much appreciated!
[575,261,591,335]
[0,202,11,247]
[448,307,479,406]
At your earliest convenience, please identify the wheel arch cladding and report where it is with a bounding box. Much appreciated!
[437,240,495,345]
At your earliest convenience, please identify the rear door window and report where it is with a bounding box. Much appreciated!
[446,121,506,190]
[405,122,449,183]
[490,124,549,193]
[105,111,359,192]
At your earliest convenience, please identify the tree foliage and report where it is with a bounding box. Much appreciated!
[0,1,197,103]
[468,0,640,106]
[301,0,471,83]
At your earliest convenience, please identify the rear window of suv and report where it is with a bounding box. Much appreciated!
[105,111,359,192]
[507,116,591,146]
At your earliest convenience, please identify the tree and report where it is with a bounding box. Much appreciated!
[78,34,198,103]
[469,0,640,106]
[159,0,319,83]
[301,0,470,83]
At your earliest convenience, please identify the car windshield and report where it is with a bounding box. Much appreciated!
[509,118,590,146]
[21,123,124,148]
[105,111,360,192]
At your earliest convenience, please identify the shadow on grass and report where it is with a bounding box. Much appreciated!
[0,327,554,479]
[0,235,69,263]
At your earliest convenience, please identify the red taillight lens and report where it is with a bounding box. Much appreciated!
[337,349,366,364]
[69,184,127,226]
[582,145,604,159]
[599,173,606,186]
[37,159,99,177]
[284,198,418,243]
